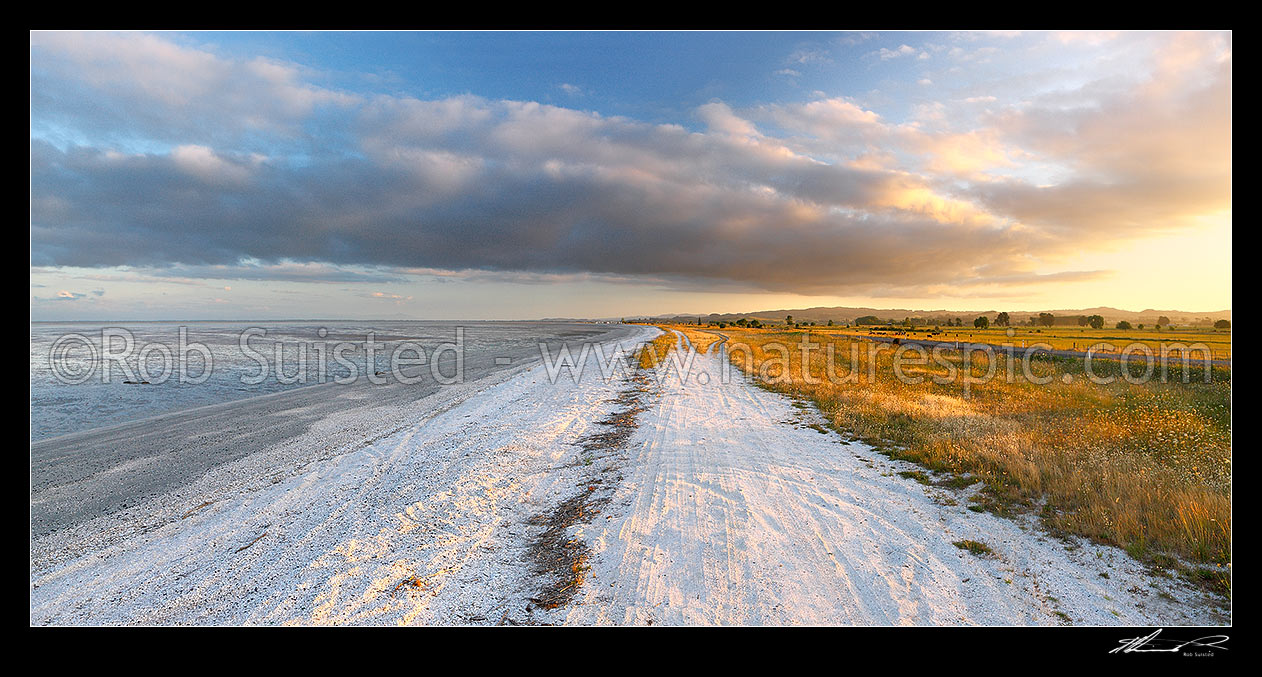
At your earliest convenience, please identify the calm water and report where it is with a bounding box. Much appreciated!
[30,320,621,442]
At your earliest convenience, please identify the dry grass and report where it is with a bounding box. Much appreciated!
[821,325,1231,360]
[635,330,679,369]
[671,326,725,354]
[677,325,1230,594]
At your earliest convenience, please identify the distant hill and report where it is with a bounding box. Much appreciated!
[627,305,1231,327]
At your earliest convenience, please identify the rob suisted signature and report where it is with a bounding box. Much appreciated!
[1111,629,1229,655]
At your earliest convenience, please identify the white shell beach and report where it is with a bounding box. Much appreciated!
[30,326,1224,626]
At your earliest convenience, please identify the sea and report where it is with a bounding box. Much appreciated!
[30,320,626,442]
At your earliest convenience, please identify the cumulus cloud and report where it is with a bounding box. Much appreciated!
[977,32,1231,237]
[30,31,356,150]
[29,31,1231,298]
[875,44,919,60]
[787,46,832,65]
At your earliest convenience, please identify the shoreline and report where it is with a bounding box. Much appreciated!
[31,324,659,624]
[30,325,1225,626]
[31,323,641,539]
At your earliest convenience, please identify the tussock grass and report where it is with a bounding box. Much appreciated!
[705,327,1230,594]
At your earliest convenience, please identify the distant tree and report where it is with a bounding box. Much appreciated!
[749,319,762,328]
[1087,314,1105,330]
[1137,323,1145,330]
[974,316,990,329]
[994,312,1010,327]
[1157,316,1171,327]
[1116,320,1133,330]
[826,319,834,326]
[735,318,748,327]
[1076,315,1089,326]
[1214,319,1231,329]
[1037,313,1056,328]
[785,315,793,326]
[856,315,882,326]
[953,317,963,327]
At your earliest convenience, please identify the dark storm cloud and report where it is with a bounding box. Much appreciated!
[30,130,1029,295]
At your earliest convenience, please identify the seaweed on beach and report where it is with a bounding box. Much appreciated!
[580,375,650,456]
[525,370,655,613]
[526,489,606,610]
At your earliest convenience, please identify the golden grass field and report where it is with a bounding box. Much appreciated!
[636,330,681,369]
[821,325,1231,360]
[644,323,1231,595]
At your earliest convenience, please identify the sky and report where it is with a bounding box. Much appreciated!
[30,30,1231,320]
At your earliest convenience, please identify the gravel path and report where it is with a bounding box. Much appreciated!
[560,330,1225,625]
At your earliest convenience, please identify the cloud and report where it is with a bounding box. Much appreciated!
[787,46,832,65]
[977,32,1231,237]
[169,144,263,185]
[875,44,918,60]
[837,32,878,47]
[1051,31,1119,46]
[31,289,91,302]
[755,97,885,146]
[367,291,413,302]
[695,101,762,137]
[30,31,356,151]
[29,31,1231,298]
